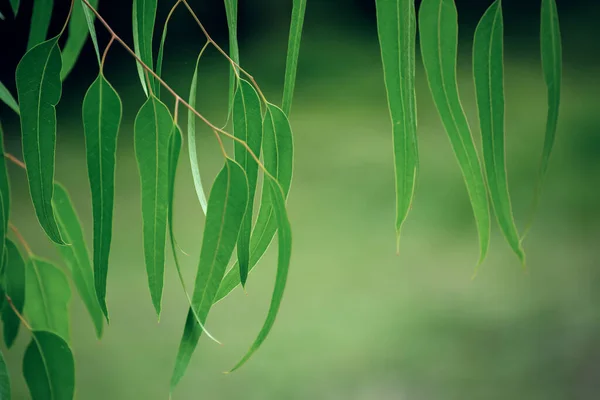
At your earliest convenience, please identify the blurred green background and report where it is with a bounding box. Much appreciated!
[1,0,600,399]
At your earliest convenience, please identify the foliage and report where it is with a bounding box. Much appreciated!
[0,0,562,398]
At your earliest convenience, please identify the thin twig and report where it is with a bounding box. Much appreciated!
[101,35,115,72]
[9,223,33,256]
[5,153,25,170]
[6,295,31,331]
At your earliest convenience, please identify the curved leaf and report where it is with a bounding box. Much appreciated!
[224,0,239,116]
[61,0,100,79]
[1,239,26,348]
[23,330,75,400]
[282,0,307,115]
[16,37,66,245]
[10,0,19,16]
[215,103,293,303]
[132,0,158,96]
[418,0,490,264]
[0,122,10,270]
[82,74,122,321]
[473,0,525,264]
[134,95,172,316]
[52,183,105,338]
[375,0,418,250]
[27,0,53,50]
[25,257,71,342]
[0,350,9,399]
[0,81,20,115]
[233,79,263,287]
[170,159,248,390]
[229,177,292,371]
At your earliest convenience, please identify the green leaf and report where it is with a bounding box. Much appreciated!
[473,0,524,265]
[224,0,240,116]
[215,103,293,303]
[233,79,263,287]
[82,74,122,321]
[170,158,248,390]
[134,95,173,316]
[0,81,20,115]
[61,0,100,79]
[1,239,26,348]
[375,0,418,250]
[187,51,209,214]
[10,0,19,16]
[52,183,105,338]
[23,330,75,400]
[25,257,71,342]
[418,0,490,264]
[27,0,53,50]
[282,0,307,115]
[0,123,10,270]
[229,177,292,371]
[132,0,158,96]
[16,37,66,245]
[0,350,10,399]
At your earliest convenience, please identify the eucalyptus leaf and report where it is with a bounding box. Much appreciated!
[233,79,263,287]
[10,0,19,16]
[171,158,248,390]
[167,123,182,260]
[52,183,105,338]
[23,330,75,400]
[61,0,100,79]
[215,103,293,303]
[82,74,122,321]
[16,37,66,245]
[0,122,10,269]
[229,177,292,371]
[1,239,26,348]
[473,0,524,264]
[0,350,9,399]
[418,0,490,264]
[27,0,53,50]
[132,0,158,96]
[0,81,20,115]
[282,0,307,115]
[134,95,173,316]
[375,0,418,250]
[224,0,239,116]
[25,257,71,342]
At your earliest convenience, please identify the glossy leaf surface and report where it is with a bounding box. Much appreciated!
[282,0,307,115]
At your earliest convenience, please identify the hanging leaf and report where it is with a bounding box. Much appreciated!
[61,0,100,79]
[282,0,307,115]
[0,350,9,399]
[229,177,292,371]
[0,81,20,115]
[187,51,209,214]
[233,79,263,287]
[27,0,54,50]
[16,37,66,245]
[52,183,105,338]
[473,0,525,264]
[224,0,239,116]
[134,95,173,316]
[215,103,293,303]
[1,239,26,348]
[25,257,71,342]
[418,0,490,264]
[0,122,10,270]
[23,330,75,400]
[375,0,418,251]
[132,0,158,96]
[170,158,248,390]
[10,0,19,16]
[82,74,122,321]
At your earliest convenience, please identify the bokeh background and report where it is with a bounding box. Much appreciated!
[1,0,600,399]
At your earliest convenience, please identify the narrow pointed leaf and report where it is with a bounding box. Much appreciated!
[418,0,490,263]
[155,0,178,99]
[52,183,104,338]
[230,177,292,371]
[25,257,71,341]
[170,159,248,390]
[0,123,10,269]
[473,0,524,264]
[132,0,158,96]
[376,0,418,250]
[187,52,208,214]
[23,331,75,400]
[1,239,26,348]
[224,0,239,116]
[61,0,100,79]
[134,95,172,316]
[82,74,122,321]
[233,79,263,287]
[215,103,293,303]
[10,0,19,16]
[27,0,53,50]
[282,0,307,115]
[0,81,20,115]
[0,350,9,399]
[16,37,66,245]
